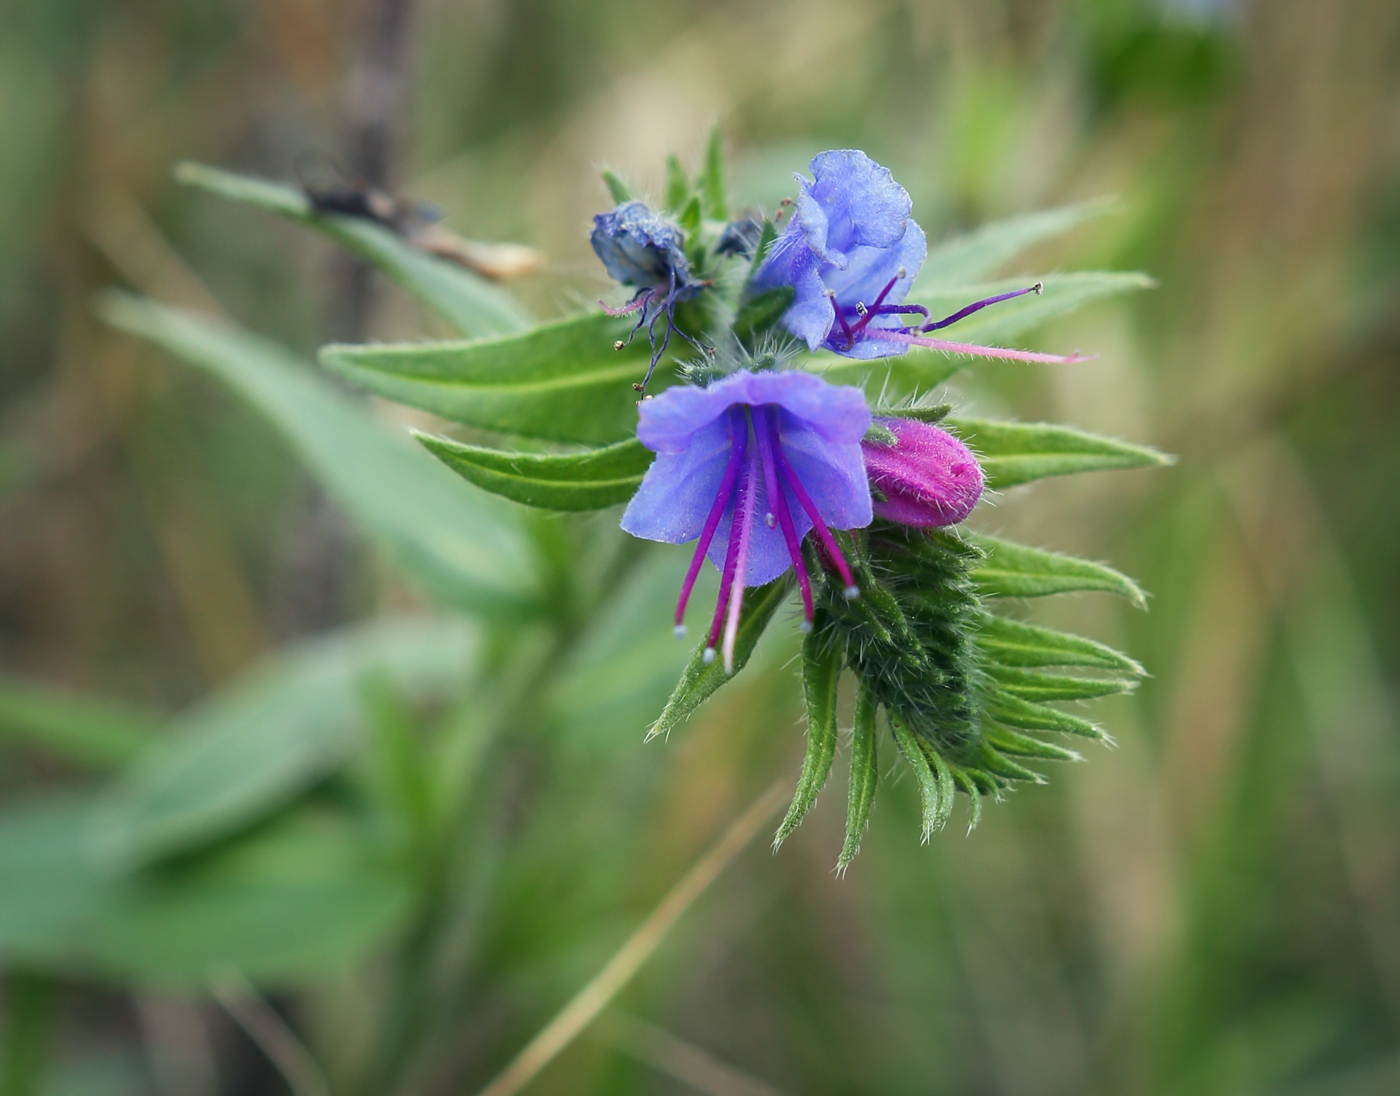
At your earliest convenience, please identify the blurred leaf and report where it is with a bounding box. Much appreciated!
[774,622,841,848]
[918,199,1117,287]
[319,312,663,446]
[90,617,477,868]
[663,155,689,213]
[699,126,729,221]
[415,434,652,511]
[838,681,879,871]
[971,534,1148,607]
[174,163,531,338]
[733,286,795,346]
[945,418,1173,489]
[982,687,1105,740]
[601,169,634,205]
[984,665,1134,701]
[0,680,156,769]
[1,972,53,1096]
[649,577,793,740]
[0,797,411,985]
[98,294,539,616]
[974,612,1145,673]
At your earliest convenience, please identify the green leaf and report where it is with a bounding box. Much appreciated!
[970,533,1148,608]
[838,681,879,872]
[415,434,653,511]
[98,294,539,615]
[677,194,702,238]
[974,612,1145,673]
[699,126,729,221]
[319,311,662,446]
[0,679,156,769]
[986,727,1082,763]
[946,418,1173,489]
[648,576,793,740]
[876,402,952,425]
[602,168,635,205]
[774,623,841,849]
[174,162,531,338]
[733,286,795,346]
[90,617,478,868]
[889,713,949,839]
[0,796,411,985]
[663,155,689,213]
[982,687,1106,741]
[918,198,1117,288]
[984,664,1135,701]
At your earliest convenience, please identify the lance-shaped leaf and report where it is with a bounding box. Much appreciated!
[984,665,1135,701]
[982,687,1106,741]
[945,419,1172,490]
[970,534,1147,608]
[918,198,1117,288]
[415,435,653,511]
[699,126,729,221]
[838,681,880,872]
[774,624,841,849]
[648,576,793,741]
[98,294,539,617]
[90,617,478,868]
[174,162,531,338]
[0,679,157,769]
[320,312,665,446]
[974,612,1144,673]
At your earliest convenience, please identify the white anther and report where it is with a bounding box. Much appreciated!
[1032,282,1043,294]
[843,584,860,600]
[800,620,813,633]
[702,647,717,664]
[674,624,687,638]
[765,512,776,527]
[855,302,868,316]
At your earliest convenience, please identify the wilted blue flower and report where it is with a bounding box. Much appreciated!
[861,417,984,527]
[591,201,709,393]
[754,150,1090,365]
[622,370,872,671]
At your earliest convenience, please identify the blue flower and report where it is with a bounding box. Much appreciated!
[591,201,709,393]
[622,369,872,671]
[754,151,1091,365]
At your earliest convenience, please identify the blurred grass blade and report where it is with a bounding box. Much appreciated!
[91,617,478,868]
[982,687,1106,740]
[918,198,1117,287]
[838,682,880,871]
[320,312,661,446]
[984,665,1135,701]
[946,418,1173,489]
[971,534,1148,608]
[98,293,539,616]
[648,577,793,741]
[774,623,841,849]
[974,612,1145,673]
[0,679,157,769]
[174,163,531,338]
[0,797,412,985]
[415,434,653,511]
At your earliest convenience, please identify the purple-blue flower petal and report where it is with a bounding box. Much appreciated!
[798,150,912,265]
[621,412,733,544]
[591,201,691,288]
[776,413,872,530]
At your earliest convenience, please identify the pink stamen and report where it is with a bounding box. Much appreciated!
[753,405,812,626]
[721,438,763,673]
[920,283,1042,333]
[866,329,1095,364]
[599,291,650,317]
[674,411,747,634]
[706,442,752,660]
[771,440,858,595]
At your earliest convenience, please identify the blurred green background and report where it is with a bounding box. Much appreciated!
[2,0,1399,1094]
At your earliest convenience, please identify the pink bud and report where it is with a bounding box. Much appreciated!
[861,417,983,527]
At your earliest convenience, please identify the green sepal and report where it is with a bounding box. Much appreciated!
[875,403,952,425]
[734,286,796,347]
[698,126,729,221]
[952,767,983,830]
[889,713,953,838]
[602,168,635,204]
[984,664,1135,701]
[745,219,779,282]
[971,534,1147,608]
[862,421,898,447]
[945,418,1173,490]
[976,743,1046,784]
[838,681,879,872]
[985,727,1082,763]
[982,688,1106,741]
[677,194,702,239]
[319,311,661,446]
[648,576,793,740]
[414,434,653,511]
[664,155,690,213]
[174,162,531,338]
[774,620,841,849]
[974,612,1144,673]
